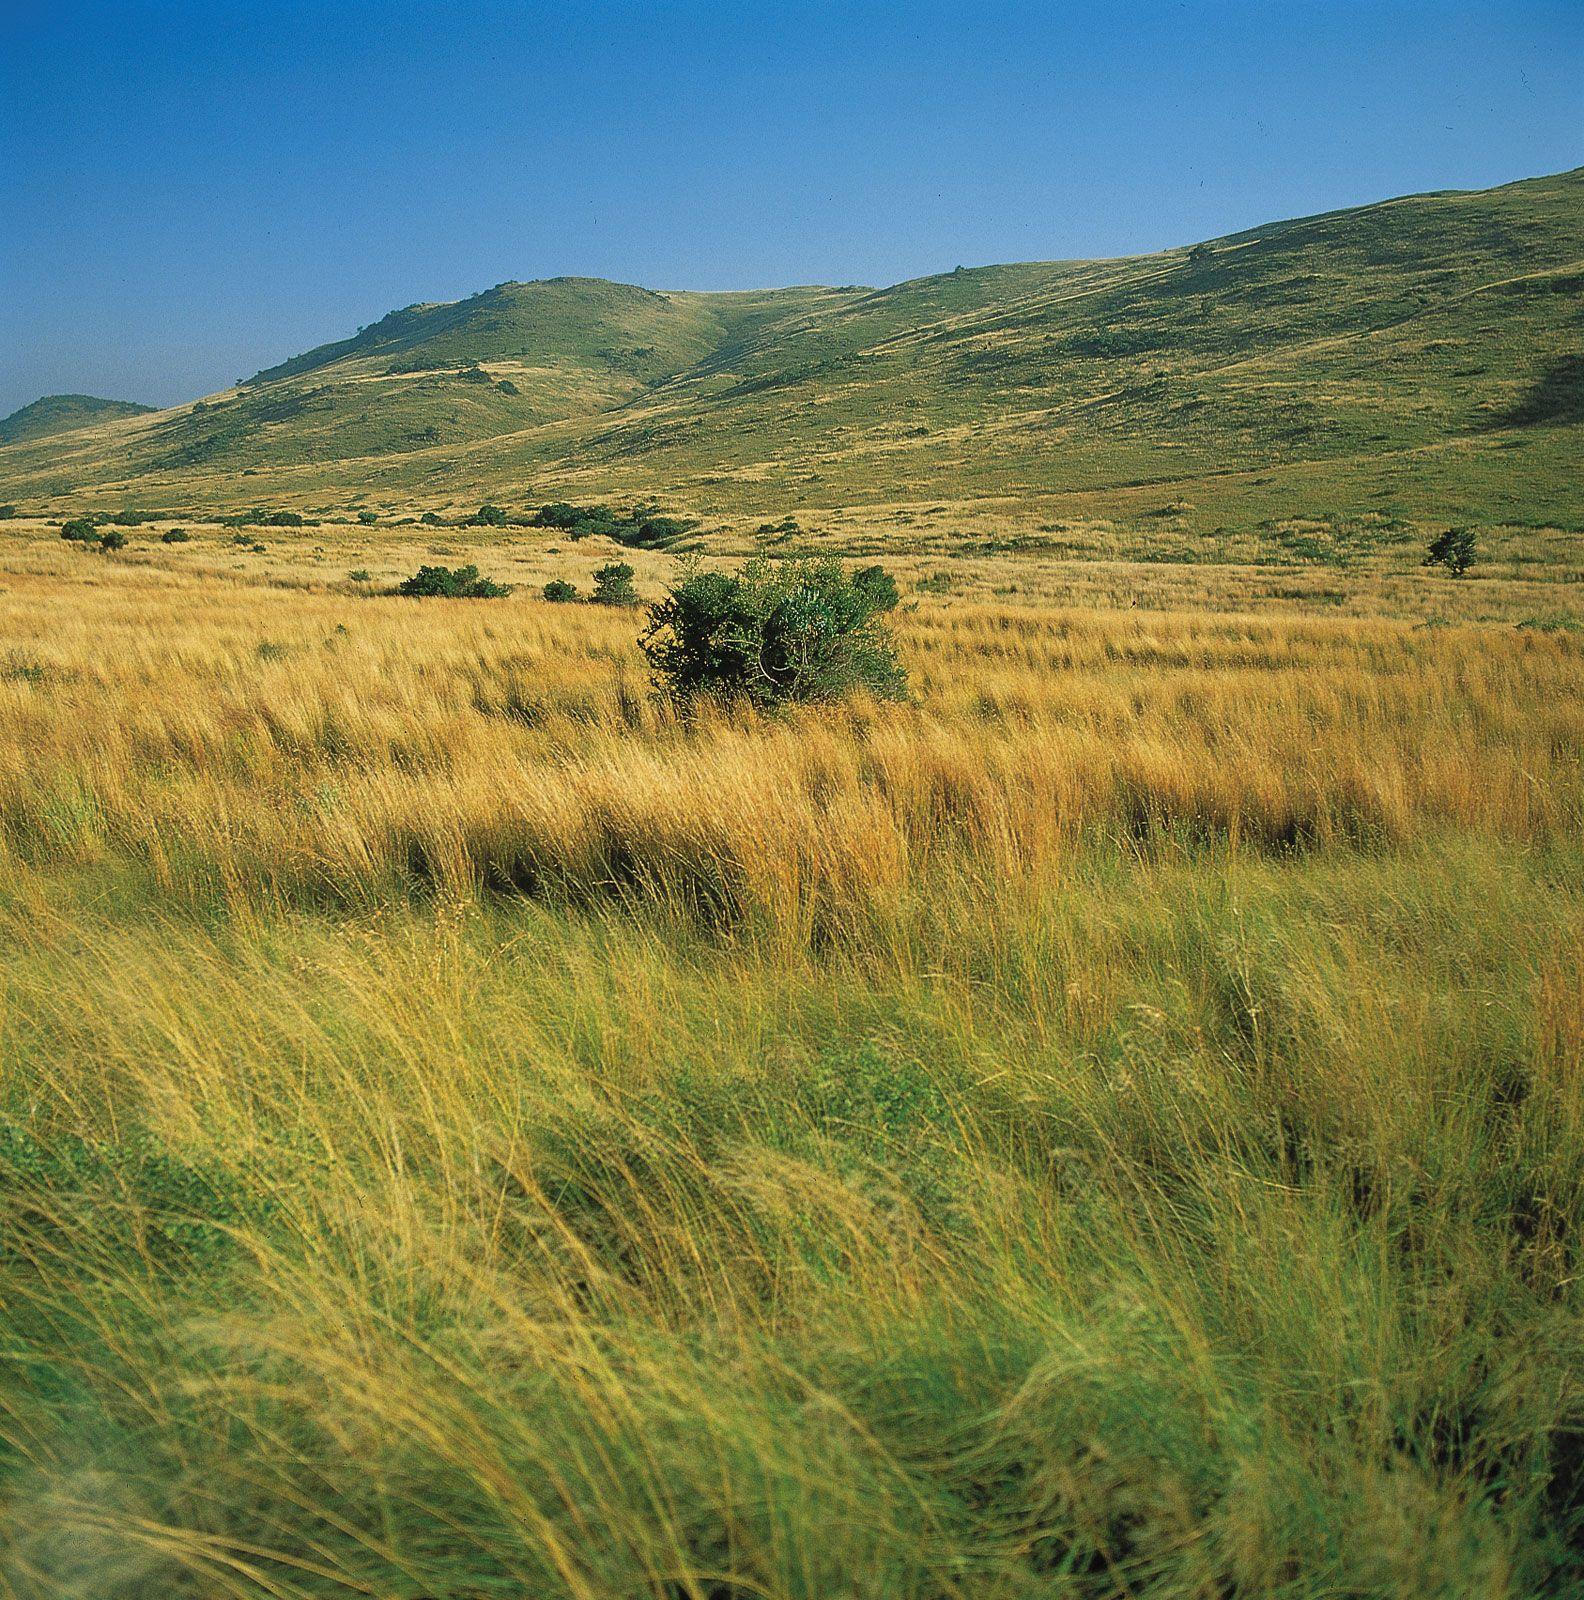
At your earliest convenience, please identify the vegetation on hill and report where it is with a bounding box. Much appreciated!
[0,392,154,445]
[0,169,1577,544]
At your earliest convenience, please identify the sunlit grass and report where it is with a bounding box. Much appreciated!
[1,552,1582,1597]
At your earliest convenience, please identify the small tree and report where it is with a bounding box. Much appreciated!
[542,578,580,603]
[640,556,906,707]
[591,561,639,607]
[161,528,190,543]
[99,528,127,552]
[1424,526,1477,577]
[396,564,511,598]
[472,504,508,527]
[60,517,98,543]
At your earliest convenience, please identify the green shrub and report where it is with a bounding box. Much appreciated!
[528,501,698,547]
[640,556,907,707]
[591,561,639,607]
[542,578,580,603]
[222,509,305,529]
[471,504,508,527]
[420,511,444,526]
[1425,526,1478,577]
[358,510,380,526]
[851,564,900,612]
[0,504,16,519]
[99,529,127,552]
[348,569,371,583]
[161,528,190,543]
[396,564,511,599]
[60,517,98,543]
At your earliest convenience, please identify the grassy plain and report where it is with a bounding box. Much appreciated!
[1,523,1582,1597]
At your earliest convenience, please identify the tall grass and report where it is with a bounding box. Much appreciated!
[1,559,1582,1597]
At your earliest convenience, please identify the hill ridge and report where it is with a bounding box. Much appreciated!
[0,166,1578,533]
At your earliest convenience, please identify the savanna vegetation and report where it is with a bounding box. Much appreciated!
[0,162,1580,1600]
[0,519,1582,1598]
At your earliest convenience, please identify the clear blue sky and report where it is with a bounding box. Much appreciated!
[1,0,1579,417]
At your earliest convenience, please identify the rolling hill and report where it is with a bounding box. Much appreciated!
[0,393,155,447]
[1,167,1579,534]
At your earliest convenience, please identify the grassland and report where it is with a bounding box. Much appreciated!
[1,521,1583,1597]
[0,168,1579,544]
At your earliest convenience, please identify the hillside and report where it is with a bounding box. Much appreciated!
[1,168,1579,535]
[0,393,155,446]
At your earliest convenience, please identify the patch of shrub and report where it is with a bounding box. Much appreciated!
[420,511,444,526]
[358,510,380,526]
[1425,526,1478,577]
[542,578,580,603]
[528,501,698,547]
[640,556,907,707]
[396,564,511,599]
[161,528,189,543]
[0,505,16,519]
[60,518,99,543]
[851,564,900,612]
[99,529,127,552]
[220,509,307,529]
[348,569,371,583]
[470,504,509,527]
[591,561,639,607]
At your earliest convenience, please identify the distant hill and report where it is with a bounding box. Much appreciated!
[0,168,1579,535]
[0,393,155,447]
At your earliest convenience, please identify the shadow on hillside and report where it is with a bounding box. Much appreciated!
[1490,353,1584,429]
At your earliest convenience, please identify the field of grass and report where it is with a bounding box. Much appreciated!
[2,526,1583,1597]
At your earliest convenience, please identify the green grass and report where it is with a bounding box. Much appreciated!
[3,838,1582,1597]
[0,393,155,446]
[0,168,1578,548]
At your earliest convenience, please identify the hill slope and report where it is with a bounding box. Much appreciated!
[1,168,1579,532]
[0,393,155,446]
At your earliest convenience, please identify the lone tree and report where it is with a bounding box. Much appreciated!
[1424,526,1478,577]
[591,561,639,607]
[640,556,906,707]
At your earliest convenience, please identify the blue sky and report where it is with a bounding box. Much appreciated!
[1,0,1579,416]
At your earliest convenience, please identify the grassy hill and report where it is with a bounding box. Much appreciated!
[0,392,154,446]
[0,168,1578,537]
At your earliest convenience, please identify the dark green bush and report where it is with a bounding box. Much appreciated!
[420,511,444,526]
[591,561,639,607]
[528,501,698,547]
[222,509,305,528]
[161,528,190,543]
[542,578,580,603]
[471,504,508,527]
[99,529,127,552]
[60,517,98,543]
[851,564,900,612]
[396,564,511,599]
[0,505,16,519]
[1425,526,1478,577]
[640,556,906,707]
[358,510,380,526]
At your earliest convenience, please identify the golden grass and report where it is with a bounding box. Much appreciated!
[1,547,1579,935]
[1,542,1582,1597]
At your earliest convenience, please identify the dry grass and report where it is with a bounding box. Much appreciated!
[1,540,1582,1598]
